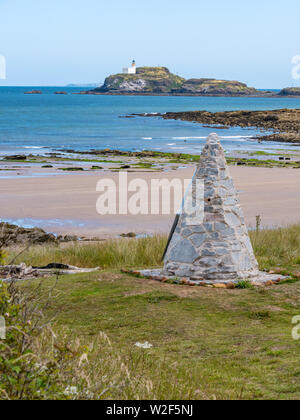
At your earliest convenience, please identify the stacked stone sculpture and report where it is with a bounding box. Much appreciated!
[163,133,259,281]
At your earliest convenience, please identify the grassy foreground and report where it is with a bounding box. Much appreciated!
[2,225,300,400]
[13,224,300,274]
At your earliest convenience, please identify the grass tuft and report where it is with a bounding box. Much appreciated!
[236,280,254,289]
[11,235,167,269]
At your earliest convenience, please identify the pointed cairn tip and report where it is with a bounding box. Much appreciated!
[207,133,221,144]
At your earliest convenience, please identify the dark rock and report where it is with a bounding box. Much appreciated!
[4,155,27,161]
[120,232,137,238]
[154,109,300,144]
[0,222,79,246]
[33,263,70,270]
[0,222,57,246]
[24,90,42,94]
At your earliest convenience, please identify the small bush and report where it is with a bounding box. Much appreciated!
[236,280,254,289]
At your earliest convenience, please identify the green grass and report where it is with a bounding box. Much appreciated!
[19,271,300,400]
[235,280,255,289]
[5,225,300,399]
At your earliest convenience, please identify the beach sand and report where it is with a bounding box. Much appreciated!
[0,166,299,238]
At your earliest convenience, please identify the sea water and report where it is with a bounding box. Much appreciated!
[1,86,300,156]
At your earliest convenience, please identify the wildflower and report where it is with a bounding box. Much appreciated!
[35,363,48,373]
[64,386,78,396]
[134,341,153,349]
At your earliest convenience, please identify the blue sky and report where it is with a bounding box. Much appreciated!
[0,0,299,88]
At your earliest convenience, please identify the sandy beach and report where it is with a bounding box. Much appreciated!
[1,165,300,238]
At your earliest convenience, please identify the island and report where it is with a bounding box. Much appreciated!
[80,64,265,96]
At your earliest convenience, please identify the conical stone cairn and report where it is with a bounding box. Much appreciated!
[163,133,259,281]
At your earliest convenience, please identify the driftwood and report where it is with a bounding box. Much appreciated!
[0,263,99,282]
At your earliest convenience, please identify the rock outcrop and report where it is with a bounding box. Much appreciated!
[24,90,42,94]
[163,134,259,281]
[155,109,300,143]
[0,222,78,246]
[94,67,184,94]
[278,87,300,96]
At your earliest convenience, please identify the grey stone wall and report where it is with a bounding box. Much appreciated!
[163,133,259,281]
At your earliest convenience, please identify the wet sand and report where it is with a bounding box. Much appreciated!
[0,166,299,238]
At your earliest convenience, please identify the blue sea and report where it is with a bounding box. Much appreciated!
[1,86,300,156]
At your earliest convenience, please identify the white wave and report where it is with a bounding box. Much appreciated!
[142,137,153,140]
[23,146,44,149]
[172,136,206,140]
[220,136,251,139]
[167,143,176,146]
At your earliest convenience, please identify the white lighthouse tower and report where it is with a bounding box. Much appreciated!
[123,60,136,75]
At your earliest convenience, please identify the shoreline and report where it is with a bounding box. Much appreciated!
[132,109,300,144]
[1,165,300,238]
[78,92,300,99]
[76,91,278,97]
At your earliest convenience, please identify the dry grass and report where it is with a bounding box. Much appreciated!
[250,224,300,273]
[8,224,300,277]
[11,235,167,270]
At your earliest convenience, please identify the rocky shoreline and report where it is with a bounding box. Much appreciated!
[133,109,300,143]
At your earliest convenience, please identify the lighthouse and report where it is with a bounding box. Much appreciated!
[123,60,137,75]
